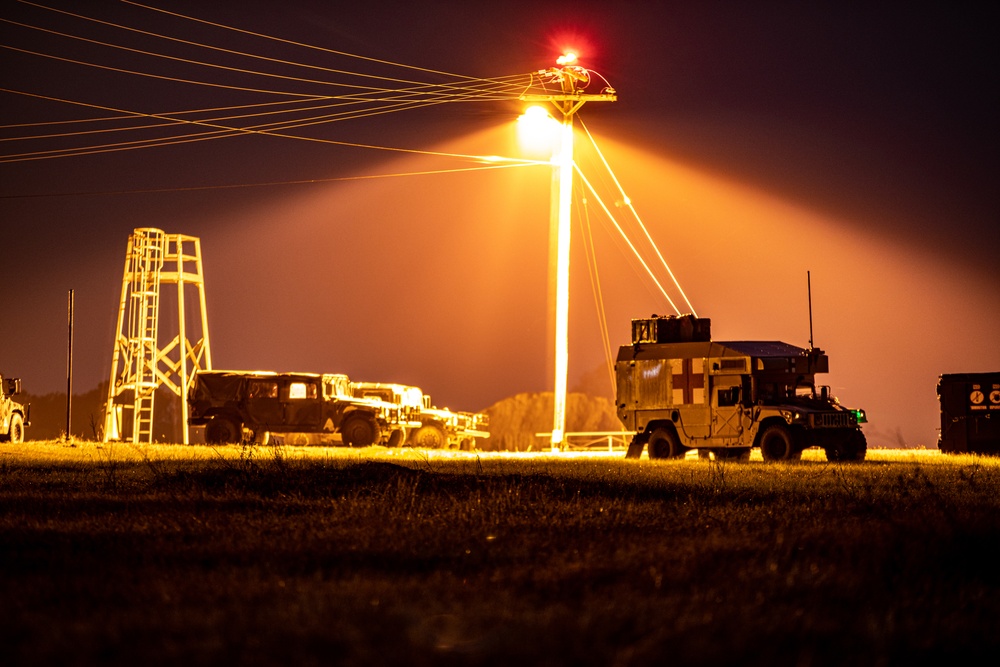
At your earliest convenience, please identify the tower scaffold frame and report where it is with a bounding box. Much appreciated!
[103,228,212,444]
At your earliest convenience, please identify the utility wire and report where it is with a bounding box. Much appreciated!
[0,91,441,144]
[17,2,532,97]
[577,188,617,398]
[0,95,335,130]
[581,119,697,316]
[0,3,554,171]
[2,15,528,103]
[574,164,683,315]
[122,0,523,88]
[0,88,544,164]
[0,161,535,199]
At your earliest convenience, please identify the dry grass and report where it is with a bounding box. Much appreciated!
[2,440,998,666]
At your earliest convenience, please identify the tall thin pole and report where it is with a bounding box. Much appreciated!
[521,57,615,451]
[551,112,574,448]
[66,289,74,441]
[807,271,814,350]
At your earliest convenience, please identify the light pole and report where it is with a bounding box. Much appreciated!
[521,54,615,449]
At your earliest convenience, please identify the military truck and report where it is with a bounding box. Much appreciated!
[616,314,867,462]
[938,372,1000,455]
[351,381,489,450]
[188,370,401,446]
[0,374,30,444]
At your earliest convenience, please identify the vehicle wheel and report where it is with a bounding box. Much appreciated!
[9,414,24,444]
[387,428,406,448]
[698,448,712,459]
[412,424,447,449]
[206,417,241,444]
[460,438,474,451]
[648,427,686,459]
[253,430,271,445]
[826,430,868,462]
[341,414,380,447]
[760,424,801,461]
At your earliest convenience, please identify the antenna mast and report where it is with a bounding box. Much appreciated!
[807,270,814,350]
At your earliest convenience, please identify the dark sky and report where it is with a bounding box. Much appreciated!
[1,1,996,447]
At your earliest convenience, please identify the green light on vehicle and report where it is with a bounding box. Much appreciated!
[852,409,868,424]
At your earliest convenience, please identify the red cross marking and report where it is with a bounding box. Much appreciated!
[673,358,705,404]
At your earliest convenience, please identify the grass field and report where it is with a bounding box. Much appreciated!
[2,440,999,666]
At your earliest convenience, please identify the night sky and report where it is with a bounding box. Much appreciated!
[1,1,996,447]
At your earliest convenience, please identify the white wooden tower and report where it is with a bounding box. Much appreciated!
[103,228,212,444]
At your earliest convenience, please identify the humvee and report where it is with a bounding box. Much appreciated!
[188,370,400,446]
[616,315,867,462]
[0,374,29,444]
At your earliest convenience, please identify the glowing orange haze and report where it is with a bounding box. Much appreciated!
[187,123,996,448]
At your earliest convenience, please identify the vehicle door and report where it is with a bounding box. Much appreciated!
[711,375,747,441]
[245,378,282,428]
[283,379,323,431]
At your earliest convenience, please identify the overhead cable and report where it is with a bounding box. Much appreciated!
[574,164,683,315]
[580,119,697,316]
[0,161,537,199]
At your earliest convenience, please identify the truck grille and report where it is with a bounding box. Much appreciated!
[813,412,852,428]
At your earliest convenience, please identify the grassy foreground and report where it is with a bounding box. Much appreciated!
[2,441,999,666]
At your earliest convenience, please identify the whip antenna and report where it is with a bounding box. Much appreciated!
[807,270,815,350]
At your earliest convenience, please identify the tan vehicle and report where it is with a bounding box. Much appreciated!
[351,381,489,450]
[0,374,29,444]
[616,315,867,461]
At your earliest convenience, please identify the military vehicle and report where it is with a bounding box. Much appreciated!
[188,370,401,446]
[0,374,30,444]
[616,314,867,461]
[351,381,490,450]
[938,372,1000,455]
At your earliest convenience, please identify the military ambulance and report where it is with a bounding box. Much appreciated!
[616,314,867,461]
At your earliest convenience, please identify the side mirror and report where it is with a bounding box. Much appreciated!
[5,378,22,395]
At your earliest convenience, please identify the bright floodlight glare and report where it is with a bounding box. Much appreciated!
[556,51,578,66]
[517,105,559,156]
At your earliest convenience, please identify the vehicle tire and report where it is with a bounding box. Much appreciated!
[460,438,474,451]
[206,417,241,444]
[826,430,868,462]
[387,428,406,448]
[412,424,447,449]
[341,414,380,447]
[253,430,271,445]
[648,427,686,459]
[760,424,801,461]
[9,413,24,444]
[698,448,712,459]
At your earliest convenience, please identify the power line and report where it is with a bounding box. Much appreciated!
[3,12,529,100]
[0,2,558,176]
[0,161,537,199]
[580,119,697,316]
[574,164,683,315]
[0,91,539,163]
[122,0,524,87]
